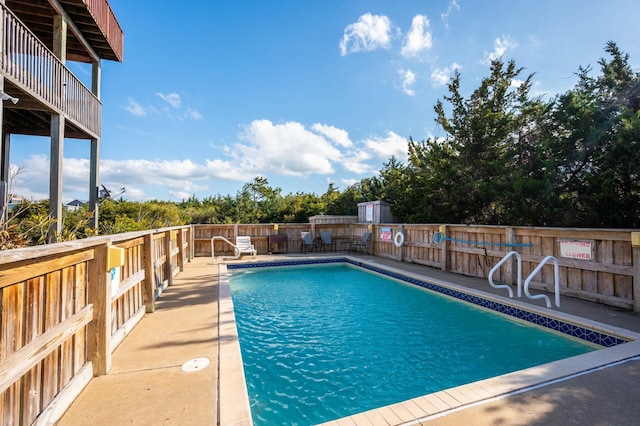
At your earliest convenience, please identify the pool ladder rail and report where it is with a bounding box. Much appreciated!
[210,236,249,263]
[488,251,560,308]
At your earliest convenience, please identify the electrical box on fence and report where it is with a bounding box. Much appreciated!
[108,246,125,296]
[632,232,640,248]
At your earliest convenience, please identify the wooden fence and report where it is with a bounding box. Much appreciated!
[194,223,640,311]
[0,226,191,425]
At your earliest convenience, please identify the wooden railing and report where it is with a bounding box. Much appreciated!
[85,0,124,61]
[0,226,191,425]
[0,3,101,136]
[193,223,640,312]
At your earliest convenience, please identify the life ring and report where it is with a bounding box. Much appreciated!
[393,231,405,247]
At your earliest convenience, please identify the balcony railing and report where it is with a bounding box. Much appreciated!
[1,3,101,137]
[86,0,124,61]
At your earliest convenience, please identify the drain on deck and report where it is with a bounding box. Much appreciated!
[181,357,211,372]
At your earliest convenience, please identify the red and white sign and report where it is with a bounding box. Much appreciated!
[559,240,594,260]
[380,227,392,241]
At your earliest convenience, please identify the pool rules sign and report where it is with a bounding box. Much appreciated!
[559,239,595,261]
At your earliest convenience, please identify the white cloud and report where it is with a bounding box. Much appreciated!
[10,121,406,202]
[401,15,433,57]
[482,36,518,64]
[311,123,352,148]
[340,13,392,56]
[341,177,359,187]
[170,190,195,200]
[11,154,51,200]
[124,98,146,116]
[104,159,211,200]
[341,150,374,174]
[441,0,460,29]
[118,186,144,200]
[124,93,201,121]
[186,108,203,120]
[399,69,416,96]
[430,62,462,87]
[157,92,182,108]
[232,120,342,176]
[363,131,409,162]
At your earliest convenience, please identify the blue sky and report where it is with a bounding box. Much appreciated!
[9,0,640,203]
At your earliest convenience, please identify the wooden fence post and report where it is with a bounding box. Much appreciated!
[87,243,111,375]
[440,225,449,272]
[177,228,185,272]
[505,227,517,286]
[164,230,173,287]
[143,233,155,313]
[632,232,640,313]
[398,224,404,262]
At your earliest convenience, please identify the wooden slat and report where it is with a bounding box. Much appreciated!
[1,280,24,424]
[73,262,88,375]
[0,251,94,289]
[42,270,61,407]
[634,247,640,312]
[0,305,93,395]
[32,362,94,426]
[111,270,145,303]
[22,276,44,424]
[115,237,145,250]
[110,306,145,353]
[60,266,75,389]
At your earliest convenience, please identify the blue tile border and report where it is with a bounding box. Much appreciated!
[227,259,628,348]
[227,257,346,269]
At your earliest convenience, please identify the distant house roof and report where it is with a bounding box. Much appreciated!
[65,200,87,210]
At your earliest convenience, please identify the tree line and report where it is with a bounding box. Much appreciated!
[389,41,638,228]
[2,42,638,248]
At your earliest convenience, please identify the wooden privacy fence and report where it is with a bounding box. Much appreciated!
[0,226,191,425]
[194,223,640,311]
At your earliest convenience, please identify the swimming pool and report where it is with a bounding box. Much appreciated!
[219,257,639,425]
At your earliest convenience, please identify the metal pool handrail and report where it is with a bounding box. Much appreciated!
[210,236,241,263]
[488,251,522,298]
[524,255,561,308]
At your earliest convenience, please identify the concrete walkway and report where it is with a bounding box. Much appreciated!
[58,257,220,426]
[58,255,640,425]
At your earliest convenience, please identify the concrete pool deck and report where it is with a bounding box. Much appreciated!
[58,254,640,425]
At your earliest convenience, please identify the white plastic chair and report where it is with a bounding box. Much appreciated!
[235,236,257,258]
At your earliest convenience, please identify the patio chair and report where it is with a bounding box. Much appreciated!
[319,231,336,252]
[235,236,257,258]
[300,231,315,253]
[350,232,371,254]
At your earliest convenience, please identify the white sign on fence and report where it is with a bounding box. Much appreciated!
[365,204,373,222]
[559,240,594,260]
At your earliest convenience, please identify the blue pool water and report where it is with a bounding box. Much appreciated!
[230,264,597,425]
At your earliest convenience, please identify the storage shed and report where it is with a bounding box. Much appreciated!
[357,200,397,224]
